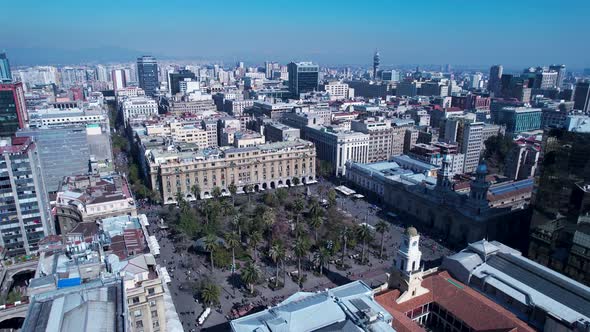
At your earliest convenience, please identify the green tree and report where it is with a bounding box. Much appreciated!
[293,198,305,224]
[228,182,238,206]
[340,227,350,265]
[327,189,337,207]
[203,234,219,270]
[178,207,198,237]
[249,231,263,261]
[262,208,276,231]
[294,236,310,283]
[308,198,322,219]
[356,225,372,264]
[243,184,253,203]
[375,220,390,259]
[292,177,300,194]
[275,188,288,204]
[231,213,244,238]
[225,232,240,275]
[314,247,331,275]
[211,186,222,200]
[308,214,323,243]
[268,240,286,288]
[241,262,261,294]
[191,184,201,201]
[200,282,220,307]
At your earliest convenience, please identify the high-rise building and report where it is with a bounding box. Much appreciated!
[373,50,380,80]
[137,56,159,96]
[111,69,127,91]
[573,81,590,112]
[168,69,195,95]
[95,64,109,82]
[488,65,503,95]
[0,82,27,138]
[0,52,12,82]
[0,137,53,256]
[549,64,566,88]
[287,62,319,98]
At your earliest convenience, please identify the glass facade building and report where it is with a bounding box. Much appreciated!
[0,137,53,257]
[0,52,12,83]
[288,62,319,98]
[137,56,159,96]
[0,82,26,138]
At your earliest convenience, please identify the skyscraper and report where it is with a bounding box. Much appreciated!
[373,50,380,80]
[0,52,11,82]
[287,62,319,98]
[573,81,590,112]
[549,64,566,88]
[0,82,27,138]
[0,137,53,256]
[169,69,196,95]
[137,55,159,96]
[111,69,127,91]
[488,64,503,95]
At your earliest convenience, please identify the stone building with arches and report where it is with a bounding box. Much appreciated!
[346,156,533,249]
[146,139,317,204]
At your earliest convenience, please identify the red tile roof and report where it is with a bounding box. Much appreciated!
[375,271,534,332]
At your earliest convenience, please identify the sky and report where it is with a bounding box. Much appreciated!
[2,0,590,68]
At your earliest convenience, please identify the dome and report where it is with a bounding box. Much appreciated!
[476,162,488,174]
[405,226,418,237]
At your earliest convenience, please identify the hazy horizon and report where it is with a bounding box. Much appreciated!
[2,0,590,69]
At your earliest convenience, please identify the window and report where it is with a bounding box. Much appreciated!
[134,310,142,317]
[149,300,156,307]
[135,320,143,328]
[151,310,158,317]
[148,288,155,295]
[132,297,140,304]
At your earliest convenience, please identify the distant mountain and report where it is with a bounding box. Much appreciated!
[6,46,157,66]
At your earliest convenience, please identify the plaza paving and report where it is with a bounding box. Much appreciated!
[141,180,454,330]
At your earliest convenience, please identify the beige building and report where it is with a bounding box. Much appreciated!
[147,139,317,203]
[121,255,167,332]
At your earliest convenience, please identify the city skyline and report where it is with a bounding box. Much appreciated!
[2,0,590,68]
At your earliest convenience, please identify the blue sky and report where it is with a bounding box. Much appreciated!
[2,0,589,68]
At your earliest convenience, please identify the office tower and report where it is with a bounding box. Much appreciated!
[470,73,483,89]
[549,64,566,88]
[95,65,109,82]
[0,82,27,138]
[573,81,590,112]
[488,64,503,95]
[287,62,319,98]
[0,52,12,82]
[169,69,196,95]
[137,55,159,96]
[0,137,53,257]
[373,50,380,80]
[265,61,273,79]
[111,69,127,91]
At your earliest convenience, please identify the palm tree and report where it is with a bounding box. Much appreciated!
[340,227,350,265]
[200,282,220,307]
[243,184,253,203]
[228,182,237,206]
[225,232,240,274]
[375,220,390,259]
[292,177,300,194]
[191,184,201,201]
[268,240,286,288]
[211,186,222,200]
[294,236,310,283]
[327,189,337,207]
[262,208,276,231]
[249,231,262,261]
[314,247,331,275]
[308,214,323,243]
[241,262,261,294]
[308,198,322,219]
[203,234,219,270]
[356,225,372,264]
[293,198,305,224]
[231,213,243,238]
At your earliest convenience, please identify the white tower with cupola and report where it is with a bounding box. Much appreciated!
[388,226,429,303]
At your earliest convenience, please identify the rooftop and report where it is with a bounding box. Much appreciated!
[231,280,395,332]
